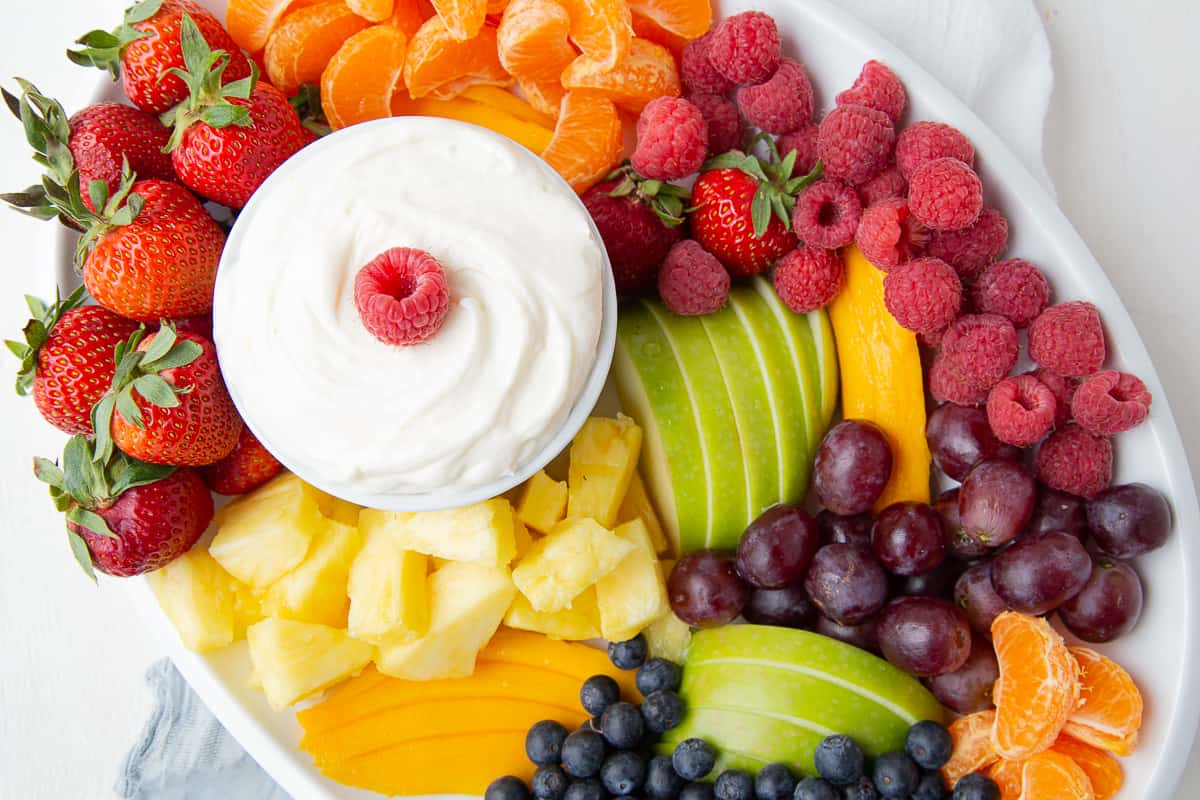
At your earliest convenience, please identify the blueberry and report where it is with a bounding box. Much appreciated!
[754,763,797,800]
[813,735,865,786]
[905,721,954,771]
[681,781,716,800]
[637,658,683,695]
[563,778,606,800]
[642,690,685,734]
[609,634,649,670]
[671,738,716,781]
[714,769,755,800]
[950,774,999,800]
[842,776,878,800]
[599,701,645,750]
[600,750,646,796]
[527,720,570,766]
[645,753,686,800]
[533,766,570,800]
[581,675,622,716]
[792,777,838,800]
[871,752,918,799]
[912,771,949,800]
[562,729,607,778]
[486,776,532,800]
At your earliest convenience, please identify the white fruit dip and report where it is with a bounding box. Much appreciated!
[213,118,605,500]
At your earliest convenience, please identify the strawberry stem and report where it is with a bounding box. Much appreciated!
[66,0,165,79]
[5,284,88,396]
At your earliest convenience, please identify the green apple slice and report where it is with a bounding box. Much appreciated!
[660,706,822,774]
[809,305,839,429]
[699,307,781,525]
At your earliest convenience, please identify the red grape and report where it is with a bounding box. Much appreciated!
[736,505,820,589]
[925,634,999,713]
[1057,558,1144,643]
[895,558,964,597]
[743,583,818,628]
[816,510,874,549]
[668,551,749,627]
[876,596,972,676]
[816,614,879,654]
[926,403,1017,481]
[871,502,946,576]
[1025,487,1088,541]
[813,421,894,515]
[953,562,1009,639]
[989,531,1092,615]
[1087,483,1172,559]
[935,488,990,560]
[958,459,1036,549]
[803,543,889,625]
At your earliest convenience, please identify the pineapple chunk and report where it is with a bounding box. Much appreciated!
[505,586,601,640]
[512,517,635,613]
[617,471,670,555]
[209,473,323,589]
[232,580,264,640]
[644,559,691,661]
[148,548,237,652]
[246,618,374,711]
[261,521,363,626]
[595,519,668,642]
[567,415,643,527]
[347,526,429,645]
[358,498,516,566]
[516,470,568,534]
[316,494,363,527]
[512,511,535,559]
[375,562,515,680]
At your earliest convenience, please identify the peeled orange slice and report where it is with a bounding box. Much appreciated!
[321,24,409,129]
[1053,736,1124,800]
[941,709,999,787]
[348,0,397,21]
[404,17,513,99]
[556,0,633,72]
[428,0,488,40]
[626,0,710,41]
[987,759,1024,800]
[227,0,322,52]
[264,1,371,95]
[497,0,577,81]
[518,77,566,117]
[630,11,691,54]
[1019,750,1095,800]
[1062,647,1143,756]
[540,90,623,192]
[391,0,437,35]
[561,37,680,113]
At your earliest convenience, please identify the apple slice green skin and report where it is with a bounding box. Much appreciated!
[661,706,823,775]
[809,305,839,430]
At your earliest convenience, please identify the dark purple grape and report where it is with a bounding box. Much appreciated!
[894,558,964,598]
[958,459,1036,549]
[1058,559,1144,643]
[1087,483,1172,559]
[736,505,820,589]
[1025,487,1089,541]
[925,403,1018,481]
[953,562,1009,639]
[935,489,990,560]
[813,421,894,515]
[803,543,889,625]
[871,502,947,576]
[667,551,748,627]
[989,531,1092,615]
[743,583,818,628]
[925,634,999,713]
[816,614,879,654]
[877,596,972,676]
[816,510,874,549]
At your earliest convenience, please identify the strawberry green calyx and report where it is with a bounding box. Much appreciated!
[66,0,165,79]
[160,13,257,152]
[0,79,81,222]
[5,285,88,396]
[37,159,146,266]
[34,434,174,580]
[604,162,691,227]
[290,83,331,138]
[92,322,202,463]
[703,134,824,238]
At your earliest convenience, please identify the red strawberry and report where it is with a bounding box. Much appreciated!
[94,324,242,467]
[201,426,283,495]
[6,286,139,435]
[583,169,688,294]
[35,436,213,578]
[68,0,252,115]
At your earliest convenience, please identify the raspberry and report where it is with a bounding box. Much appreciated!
[895,120,975,179]
[987,374,1057,447]
[882,257,961,334]
[941,313,1019,391]
[929,352,988,407]
[908,158,983,231]
[858,165,906,206]
[688,93,741,156]
[817,104,895,184]
[658,240,730,315]
[736,58,813,134]
[777,124,819,177]
[1029,368,1077,428]
[855,198,929,270]
[583,179,684,293]
[354,247,450,346]
[772,245,844,313]
[791,178,862,249]
[971,258,1050,328]
[1035,423,1113,498]
[1071,370,1152,435]
[1028,301,1106,377]
[835,60,906,122]
[924,206,1008,278]
[708,11,782,85]
[632,97,709,181]
[681,32,735,95]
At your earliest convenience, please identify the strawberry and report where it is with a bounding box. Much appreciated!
[201,426,283,495]
[6,286,139,435]
[94,324,242,467]
[68,0,251,115]
[35,436,212,578]
[688,143,823,277]
[162,15,306,209]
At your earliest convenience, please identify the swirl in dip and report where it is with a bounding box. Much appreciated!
[213,118,605,499]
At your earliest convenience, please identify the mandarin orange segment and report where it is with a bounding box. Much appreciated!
[1052,736,1124,800]
[497,0,577,82]
[1062,647,1143,756]
[391,0,437,35]
[987,759,1024,800]
[540,90,623,192]
[626,0,710,41]
[487,0,511,14]
[518,77,566,117]
[264,1,372,96]
[404,18,513,99]
[561,37,681,114]
[391,95,554,152]
[941,709,1000,787]
[461,85,557,128]
[347,0,396,21]
[321,24,409,129]
[227,0,323,52]
[990,612,1081,761]
[630,12,690,55]
[429,0,488,40]
[1019,750,1095,800]
[556,0,633,72]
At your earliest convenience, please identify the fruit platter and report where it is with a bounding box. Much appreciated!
[7,0,1199,797]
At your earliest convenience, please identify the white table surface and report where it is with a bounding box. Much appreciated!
[1,1,1197,798]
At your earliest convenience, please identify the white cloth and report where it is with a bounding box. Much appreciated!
[116,3,1056,798]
